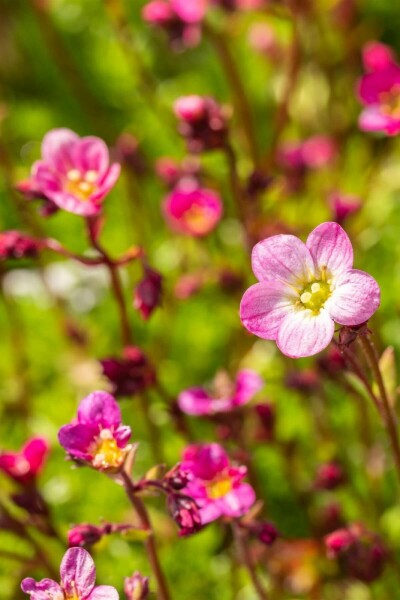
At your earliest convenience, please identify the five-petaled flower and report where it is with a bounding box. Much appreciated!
[180,443,256,524]
[240,222,380,358]
[163,186,223,236]
[178,370,263,416]
[58,391,132,472]
[21,546,119,599]
[20,128,120,216]
[0,437,49,485]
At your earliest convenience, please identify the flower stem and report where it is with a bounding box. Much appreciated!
[232,522,268,600]
[358,334,400,485]
[121,471,171,600]
[87,221,133,347]
[204,22,258,166]
[223,142,247,225]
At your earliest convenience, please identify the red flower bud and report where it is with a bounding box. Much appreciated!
[124,572,150,600]
[134,267,163,320]
[167,492,202,536]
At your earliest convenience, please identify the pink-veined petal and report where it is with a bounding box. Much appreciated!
[41,128,79,173]
[78,391,121,429]
[45,190,101,217]
[240,281,297,341]
[60,548,96,597]
[306,222,353,277]
[88,585,120,600]
[251,235,315,285]
[21,578,63,599]
[326,268,380,326]
[277,309,335,358]
[92,163,121,202]
[218,483,256,517]
[71,137,110,177]
[199,501,223,524]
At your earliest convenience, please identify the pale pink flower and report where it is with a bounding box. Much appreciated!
[22,129,120,217]
[21,547,119,599]
[178,370,263,416]
[180,443,256,524]
[240,222,380,358]
[163,186,223,236]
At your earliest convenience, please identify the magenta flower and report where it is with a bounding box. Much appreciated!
[21,547,119,599]
[240,222,380,358]
[328,191,362,225]
[58,391,132,472]
[142,0,205,49]
[178,370,263,416]
[278,135,337,171]
[21,128,120,216]
[358,45,400,136]
[180,443,256,524]
[0,437,49,485]
[0,231,40,261]
[163,186,222,236]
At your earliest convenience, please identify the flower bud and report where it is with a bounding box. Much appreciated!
[124,572,150,600]
[100,347,156,397]
[314,463,344,490]
[174,95,229,152]
[164,464,191,490]
[134,267,163,320]
[255,403,275,440]
[167,492,202,536]
[252,521,279,545]
[68,524,105,548]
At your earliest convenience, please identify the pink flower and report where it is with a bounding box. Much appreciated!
[174,95,228,152]
[100,347,156,397]
[171,0,207,23]
[278,136,337,171]
[180,443,256,524]
[0,437,49,485]
[21,547,119,599]
[0,231,40,260]
[163,186,222,236]
[21,128,120,216]
[142,0,205,48]
[362,41,396,73]
[124,572,149,600]
[328,191,362,225]
[178,370,263,416]
[240,222,380,358]
[358,47,400,136]
[58,391,132,472]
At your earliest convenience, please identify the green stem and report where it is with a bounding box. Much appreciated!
[232,522,268,600]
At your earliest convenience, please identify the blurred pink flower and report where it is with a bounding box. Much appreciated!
[278,136,337,171]
[21,128,120,216]
[124,572,149,600]
[178,369,263,416]
[362,41,396,73]
[358,46,400,135]
[240,222,380,358]
[58,391,132,472]
[142,0,205,48]
[328,191,362,224]
[314,462,344,490]
[174,95,229,152]
[163,186,223,236]
[21,547,119,599]
[133,267,163,320]
[180,443,256,524]
[100,347,156,397]
[0,437,49,485]
[0,231,40,260]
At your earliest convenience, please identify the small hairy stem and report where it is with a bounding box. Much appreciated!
[358,335,400,485]
[232,522,268,600]
[121,472,172,600]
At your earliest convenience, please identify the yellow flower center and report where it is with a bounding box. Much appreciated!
[91,429,124,470]
[184,204,213,234]
[207,475,233,499]
[64,582,80,600]
[299,280,331,314]
[64,169,98,201]
[380,84,400,118]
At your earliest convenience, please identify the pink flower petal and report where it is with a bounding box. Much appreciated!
[31,161,62,191]
[23,437,49,474]
[88,586,119,600]
[41,128,79,173]
[78,391,121,429]
[233,370,263,407]
[359,106,396,132]
[218,483,256,517]
[45,190,101,217]
[171,0,207,23]
[358,68,400,104]
[240,281,297,340]
[199,501,223,524]
[326,268,380,326]
[71,137,110,177]
[251,235,315,285]
[277,309,335,358]
[60,547,96,597]
[93,163,121,200]
[21,577,63,599]
[58,424,98,460]
[178,388,214,415]
[306,222,353,276]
